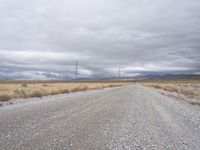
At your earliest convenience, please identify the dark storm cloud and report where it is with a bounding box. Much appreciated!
[0,0,200,79]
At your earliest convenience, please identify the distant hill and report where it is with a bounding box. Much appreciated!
[97,74,200,81]
[131,74,200,81]
[0,74,199,83]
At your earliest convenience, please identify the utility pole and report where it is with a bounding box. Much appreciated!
[118,68,121,80]
[75,60,78,80]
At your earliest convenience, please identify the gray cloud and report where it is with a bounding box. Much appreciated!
[0,0,200,79]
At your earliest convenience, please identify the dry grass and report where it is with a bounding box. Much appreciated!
[21,83,28,87]
[141,80,200,101]
[0,82,131,101]
[0,94,11,102]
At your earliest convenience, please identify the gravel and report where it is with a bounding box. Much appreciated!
[0,84,200,149]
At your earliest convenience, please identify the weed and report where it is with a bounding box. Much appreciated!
[152,85,161,88]
[42,84,49,87]
[71,87,80,92]
[50,91,59,95]
[14,89,30,98]
[61,89,70,93]
[0,94,11,101]
[79,86,88,91]
[30,90,46,98]
[21,83,28,87]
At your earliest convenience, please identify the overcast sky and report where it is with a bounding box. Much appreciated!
[0,0,200,80]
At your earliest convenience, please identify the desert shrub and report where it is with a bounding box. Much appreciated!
[180,89,195,97]
[70,87,80,92]
[50,91,60,95]
[152,85,161,89]
[108,84,121,88]
[70,86,89,92]
[14,88,48,99]
[79,86,88,91]
[21,83,28,87]
[50,89,70,95]
[42,83,49,87]
[30,90,47,98]
[0,94,11,101]
[61,89,70,93]
[108,85,115,87]
[162,86,178,92]
[190,102,200,106]
[14,89,30,98]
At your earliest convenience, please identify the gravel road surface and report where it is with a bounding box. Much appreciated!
[0,84,200,149]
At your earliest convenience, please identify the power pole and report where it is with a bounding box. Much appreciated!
[118,68,121,80]
[75,60,78,80]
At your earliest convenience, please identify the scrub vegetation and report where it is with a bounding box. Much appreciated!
[141,80,200,105]
[0,81,131,101]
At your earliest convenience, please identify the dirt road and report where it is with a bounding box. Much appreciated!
[0,84,200,149]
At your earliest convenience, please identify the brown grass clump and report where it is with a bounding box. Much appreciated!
[70,87,80,92]
[30,90,47,98]
[108,84,120,88]
[69,86,89,92]
[151,85,161,89]
[49,89,70,95]
[60,89,70,94]
[78,86,89,91]
[179,89,196,98]
[42,83,49,87]
[21,83,28,87]
[0,94,11,101]
[190,101,200,106]
[14,89,31,98]
[13,88,48,98]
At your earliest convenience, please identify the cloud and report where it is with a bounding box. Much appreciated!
[0,0,199,79]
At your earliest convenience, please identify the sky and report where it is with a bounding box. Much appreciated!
[0,0,200,80]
